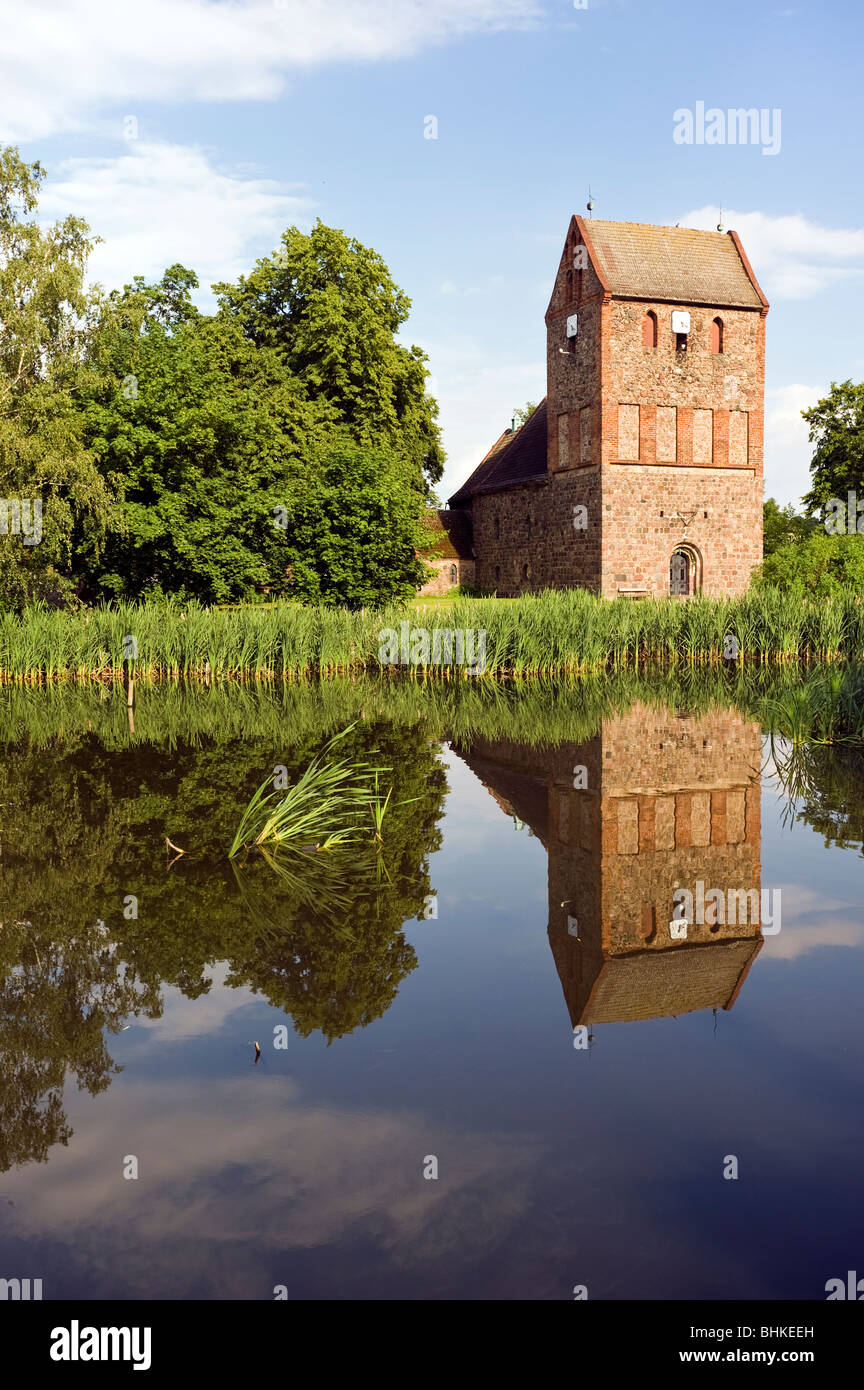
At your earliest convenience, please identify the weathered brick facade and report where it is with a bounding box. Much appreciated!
[448,217,768,598]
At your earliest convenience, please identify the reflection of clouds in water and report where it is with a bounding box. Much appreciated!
[130,961,259,1043]
[760,884,864,960]
[6,1079,544,1294]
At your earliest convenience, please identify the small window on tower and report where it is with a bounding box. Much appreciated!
[494,516,500,540]
[642,311,658,348]
[710,317,724,353]
[675,332,688,353]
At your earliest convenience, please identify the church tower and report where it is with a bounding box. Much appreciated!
[450,217,768,598]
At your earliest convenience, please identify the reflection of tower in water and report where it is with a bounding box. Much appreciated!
[455,704,763,1028]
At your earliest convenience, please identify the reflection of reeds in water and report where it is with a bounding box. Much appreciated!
[764,667,864,746]
[7,663,864,753]
[763,669,864,828]
[229,726,389,859]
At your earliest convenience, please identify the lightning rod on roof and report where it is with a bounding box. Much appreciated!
[586,187,594,217]
[717,204,724,233]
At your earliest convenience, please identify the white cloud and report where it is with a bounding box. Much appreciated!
[0,0,541,142]
[764,382,821,506]
[424,333,544,501]
[680,206,864,301]
[39,140,313,296]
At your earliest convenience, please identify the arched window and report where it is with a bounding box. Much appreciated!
[710,317,724,353]
[449,563,458,585]
[493,516,500,540]
[522,563,531,581]
[642,311,658,348]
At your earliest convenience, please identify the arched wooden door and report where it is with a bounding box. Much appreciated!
[670,550,690,596]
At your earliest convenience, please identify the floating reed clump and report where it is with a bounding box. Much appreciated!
[228,726,390,860]
[3,589,864,684]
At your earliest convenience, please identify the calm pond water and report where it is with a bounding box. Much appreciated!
[0,678,862,1300]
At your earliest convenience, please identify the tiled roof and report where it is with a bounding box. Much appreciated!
[583,219,767,309]
[448,399,548,504]
[419,507,474,559]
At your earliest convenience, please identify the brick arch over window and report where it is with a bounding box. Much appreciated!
[710,316,724,353]
[642,310,658,348]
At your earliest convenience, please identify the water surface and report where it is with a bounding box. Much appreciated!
[0,679,861,1299]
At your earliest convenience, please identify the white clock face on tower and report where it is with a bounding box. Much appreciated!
[671,310,691,334]
[566,314,578,338]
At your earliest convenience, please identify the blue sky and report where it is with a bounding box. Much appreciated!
[3,0,862,507]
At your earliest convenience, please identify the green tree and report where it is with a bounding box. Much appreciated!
[756,531,864,595]
[512,400,538,426]
[801,380,864,519]
[763,497,820,557]
[80,300,332,602]
[81,258,431,605]
[214,220,444,489]
[277,436,429,604]
[0,146,116,609]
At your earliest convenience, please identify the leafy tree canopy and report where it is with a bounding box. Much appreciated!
[802,379,864,517]
[763,497,820,557]
[0,147,116,608]
[756,531,864,596]
[214,220,444,488]
[512,400,538,426]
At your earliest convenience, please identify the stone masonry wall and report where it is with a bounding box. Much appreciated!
[469,222,766,598]
[597,296,765,596]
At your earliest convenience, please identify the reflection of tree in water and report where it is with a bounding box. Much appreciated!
[0,722,447,1170]
[772,739,864,851]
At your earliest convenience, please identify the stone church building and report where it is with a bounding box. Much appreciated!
[445,217,768,598]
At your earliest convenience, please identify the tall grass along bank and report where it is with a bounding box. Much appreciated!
[3,588,864,683]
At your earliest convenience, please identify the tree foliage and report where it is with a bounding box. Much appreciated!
[801,379,864,516]
[214,220,443,489]
[763,497,819,557]
[0,148,444,609]
[757,532,864,596]
[0,148,115,608]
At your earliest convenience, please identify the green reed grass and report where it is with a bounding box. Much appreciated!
[4,589,864,684]
[228,726,390,859]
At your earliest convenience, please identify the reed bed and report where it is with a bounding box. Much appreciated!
[3,588,864,685]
